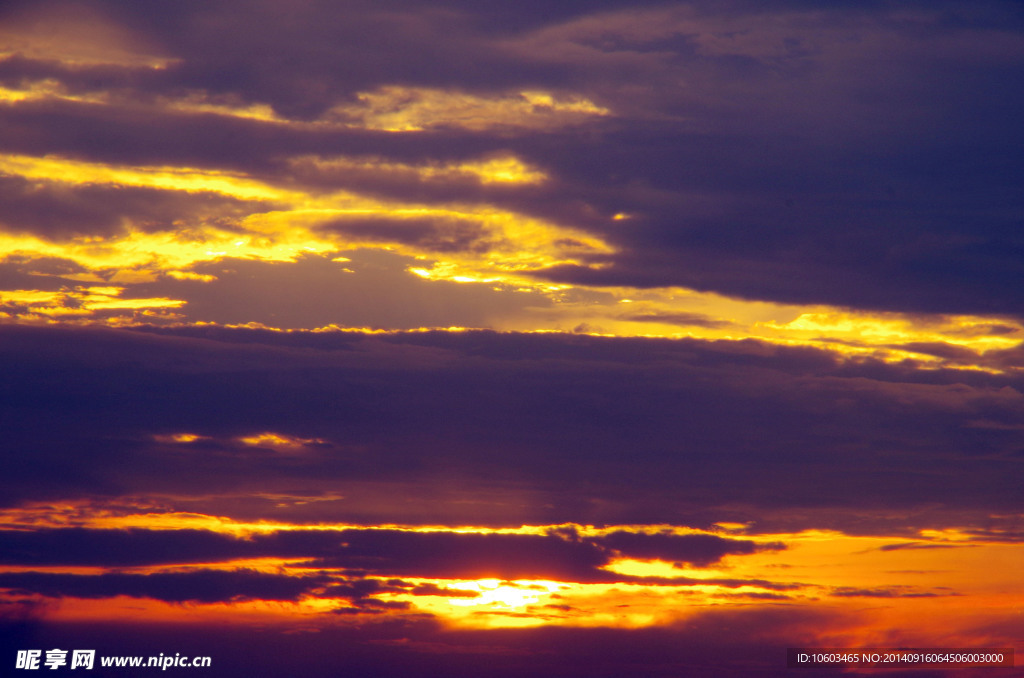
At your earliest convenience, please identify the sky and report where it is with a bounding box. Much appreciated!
[0,1,1022,676]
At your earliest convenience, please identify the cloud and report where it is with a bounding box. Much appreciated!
[295,530,610,581]
[828,586,951,599]
[1,323,1022,531]
[0,526,778,586]
[717,591,793,601]
[0,569,327,603]
[408,583,480,598]
[0,173,265,240]
[2,1,1021,321]
[1,2,1020,322]
[877,542,971,552]
[0,528,250,567]
[595,531,783,567]
[505,4,1024,316]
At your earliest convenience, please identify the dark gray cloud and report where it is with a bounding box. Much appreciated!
[295,530,611,581]
[1,324,1022,532]
[828,586,952,599]
[0,528,250,567]
[0,173,265,240]
[0,526,773,584]
[596,531,782,567]
[408,583,480,597]
[0,569,328,604]
[878,542,971,552]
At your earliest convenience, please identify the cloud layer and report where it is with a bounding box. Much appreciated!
[2,324,1022,530]
[1,0,1023,325]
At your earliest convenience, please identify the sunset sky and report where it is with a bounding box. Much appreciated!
[1,1,1022,676]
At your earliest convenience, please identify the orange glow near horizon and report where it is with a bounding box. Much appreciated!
[1,502,1020,635]
[9,568,1019,641]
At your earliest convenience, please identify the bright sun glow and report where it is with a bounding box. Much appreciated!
[446,579,563,608]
